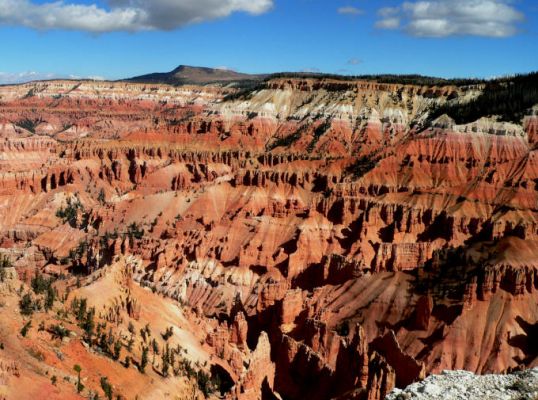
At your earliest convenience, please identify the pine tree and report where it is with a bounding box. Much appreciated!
[140,346,149,373]
[161,343,170,377]
[20,320,32,337]
[151,338,159,365]
[74,364,84,393]
[19,293,34,316]
[44,285,55,311]
[113,339,122,360]
[100,377,113,400]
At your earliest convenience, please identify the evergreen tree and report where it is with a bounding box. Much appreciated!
[161,343,170,377]
[100,377,113,400]
[44,285,55,311]
[20,320,32,337]
[140,346,149,373]
[74,364,84,393]
[19,293,34,316]
[113,339,122,360]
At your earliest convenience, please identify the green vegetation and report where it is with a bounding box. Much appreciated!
[100,376,113,400]
[346,156,378,179]
[113,339,122,361]
[430,72,538,123]
[49,324,70,340]
[44,284,56,311]
[66,240,93,271]
[140,346,149,373]
[267,131,301,150]
[15,118,41,134]
[19,293,35,316]
[71,297,96,342]
[126,222,144,242]
[161,326,173,341]
[196,370,214,397]
[307,119,331,152]
[222,81,266,101]
[97,188,106,204]
[74,364,84,394]
[0,256,11,283]
[56,196,89,229]
[31,271,50,294]
[265,72,486,87]
[28,347,45,361]
[20,320,32,337]
[161,343,171,376]
[223,72,489,102]
[0,255,12,269]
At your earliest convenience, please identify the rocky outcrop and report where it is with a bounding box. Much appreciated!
[387,368,538,400]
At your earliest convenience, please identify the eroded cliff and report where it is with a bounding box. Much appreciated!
[0,76,537,399]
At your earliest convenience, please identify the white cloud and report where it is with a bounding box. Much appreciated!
[347,58,362,65]
[0,71,59,84]
[378,7,400,18]
[337,6,364,16]
[375,17,400,29]
[0,71,105,84]
[376,0,524,37]
[0,0,273,33]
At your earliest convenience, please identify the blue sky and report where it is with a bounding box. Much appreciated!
[0,0,536,83]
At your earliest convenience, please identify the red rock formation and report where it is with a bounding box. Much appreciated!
[0,78,537,400]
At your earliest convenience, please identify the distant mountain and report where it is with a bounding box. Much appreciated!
[126,65,266,86]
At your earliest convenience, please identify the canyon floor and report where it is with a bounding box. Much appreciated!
[0,73,537,399]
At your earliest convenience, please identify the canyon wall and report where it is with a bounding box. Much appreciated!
[0,78,537,399]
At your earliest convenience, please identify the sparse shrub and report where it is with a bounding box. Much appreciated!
[0,256,11,282]
[196,370,214,397]
[98,188,106,204]
[161,343,171,377]
[49,324,70,340]
[161,326,173,341]
[28,347,45,361]
[31,270,51,294]
[56,197,86,228]
[100,376,113,400]
[127,336,134,352]
[19,293,34,316]
[0,255,11,269]
[44,285,56,311]
[346,156,377,179]
[113,339,122,360]
[127,222,144,242]
[127,321,135,335]
[20,320,32,337]
[16,118,40,133]
[140,346,149,373]
[74,364,83,393]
